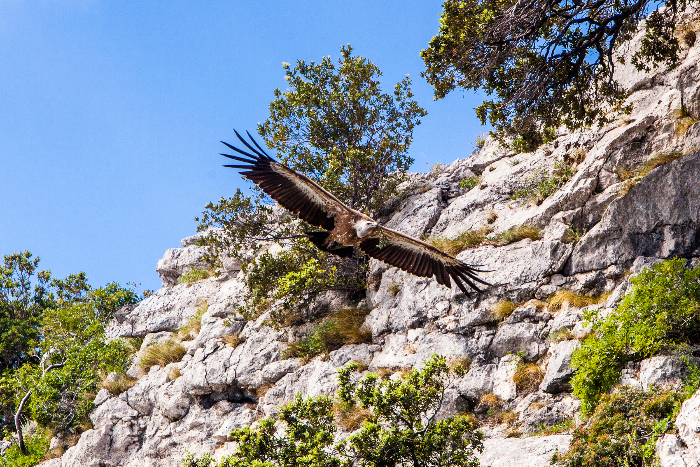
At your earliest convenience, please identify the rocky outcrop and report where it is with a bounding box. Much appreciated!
[37,18,700,467]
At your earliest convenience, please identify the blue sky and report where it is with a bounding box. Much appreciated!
[0,1,487,292]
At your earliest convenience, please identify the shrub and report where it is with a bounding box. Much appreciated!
[513,363,544,394]
[458,176,481,191]
[284,308,372,361]
[0,430,49,467]
[511,160,574,201]
[224,334,243,348]
[571,258,700,412]
[184,354,484,467]
[549,327,575,342]
[552,386,682,467]
[491,300,517,320]
[140,340,186,370]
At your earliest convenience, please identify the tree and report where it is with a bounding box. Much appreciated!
[197,45,426,318]
[183,355,483,467]
[421,0,692,148]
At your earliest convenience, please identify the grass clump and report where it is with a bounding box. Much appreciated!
[549,327,574,342]
[178,268,213,285]
[140,340,187,370]
[224,334,244,348]
[488,225,541,245]
[511,160,574,201]
[284,308,372,361]
[513,363,544,394]
[547,290,603,312]
[533,417,574,436]
[491,300,517,320]
[458,175,481,191]
[178,302,207,341]
[334,402,371,432]
[387,282,401,296]
[675,106,698,137]
[449,356,472,376]
[101,372,137,395]
[428,227,492,256]
[618,150,685,195]
[571,258,700,413]
[552,386,684,467]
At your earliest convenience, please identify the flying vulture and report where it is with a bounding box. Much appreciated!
[220,130,491,296]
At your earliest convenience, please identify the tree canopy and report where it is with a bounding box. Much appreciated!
[197,45,426,317]
[421,0,693,147]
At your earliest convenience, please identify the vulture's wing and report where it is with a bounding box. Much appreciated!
[359,226,490,296]
[221,130,349,231]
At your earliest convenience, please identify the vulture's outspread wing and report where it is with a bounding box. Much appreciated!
[221,131,348,231]
[359,226,491,296]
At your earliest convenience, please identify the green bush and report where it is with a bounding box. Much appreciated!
[571,258,700,412]
[459,176,481,191]
[511,160,574,201]
[183,355,483,467]
[552,386,682,467]
[0,431,49,467]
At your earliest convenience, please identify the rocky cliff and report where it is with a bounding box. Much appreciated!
[38,23,700,467]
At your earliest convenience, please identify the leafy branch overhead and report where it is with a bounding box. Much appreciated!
[422,0,692,146]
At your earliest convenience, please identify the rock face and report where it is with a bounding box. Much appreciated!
[39,21,700,467]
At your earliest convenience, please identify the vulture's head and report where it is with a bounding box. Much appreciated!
[354,220,379,238]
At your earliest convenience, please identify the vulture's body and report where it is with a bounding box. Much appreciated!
[221,130,491,296]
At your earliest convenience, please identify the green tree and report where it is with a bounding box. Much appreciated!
[421,0,692,148]
[183,355,483,467]
[571,258,700,412]
[197,45,426,318]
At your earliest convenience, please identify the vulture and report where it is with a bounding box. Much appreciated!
[221,130,491,296]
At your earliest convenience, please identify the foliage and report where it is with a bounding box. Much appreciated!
[458,176,481,191]
[571,258,700,412]
[0,252,139,436]
[102,372,137,396]
[197,46,426,319]
[421,0,691,147]
[552,386,682,467]
[618,150,685,195]
[511,161,574,201]
[284,308,372,361]
[0,430,49,467]
[259,44,427,217]
[243,240,366,318]
[184,354,483,467]
[179,302,207,341]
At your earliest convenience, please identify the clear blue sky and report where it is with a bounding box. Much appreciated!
[0,1,487,292]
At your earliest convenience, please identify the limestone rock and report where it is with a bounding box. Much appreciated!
[476,435,572,467]
[540,340,581,394]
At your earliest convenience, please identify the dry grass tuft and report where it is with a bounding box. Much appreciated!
[101,373,137,395]
[388,282,401,296]
[618,150,686,195]
[284,308,373,361]
[178,302,207,341]
[140,340,187,370]
[489,225,541,245]
[491,300,517,320]
[334,403,371,432]
[547,290,603,312]
[429,228,493,255]
[549,327,575,342]
[513,363,545,393]
[168,366,181,380]
[449,356,472,376]
[224,334,244,348]
[478,393,502,410]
